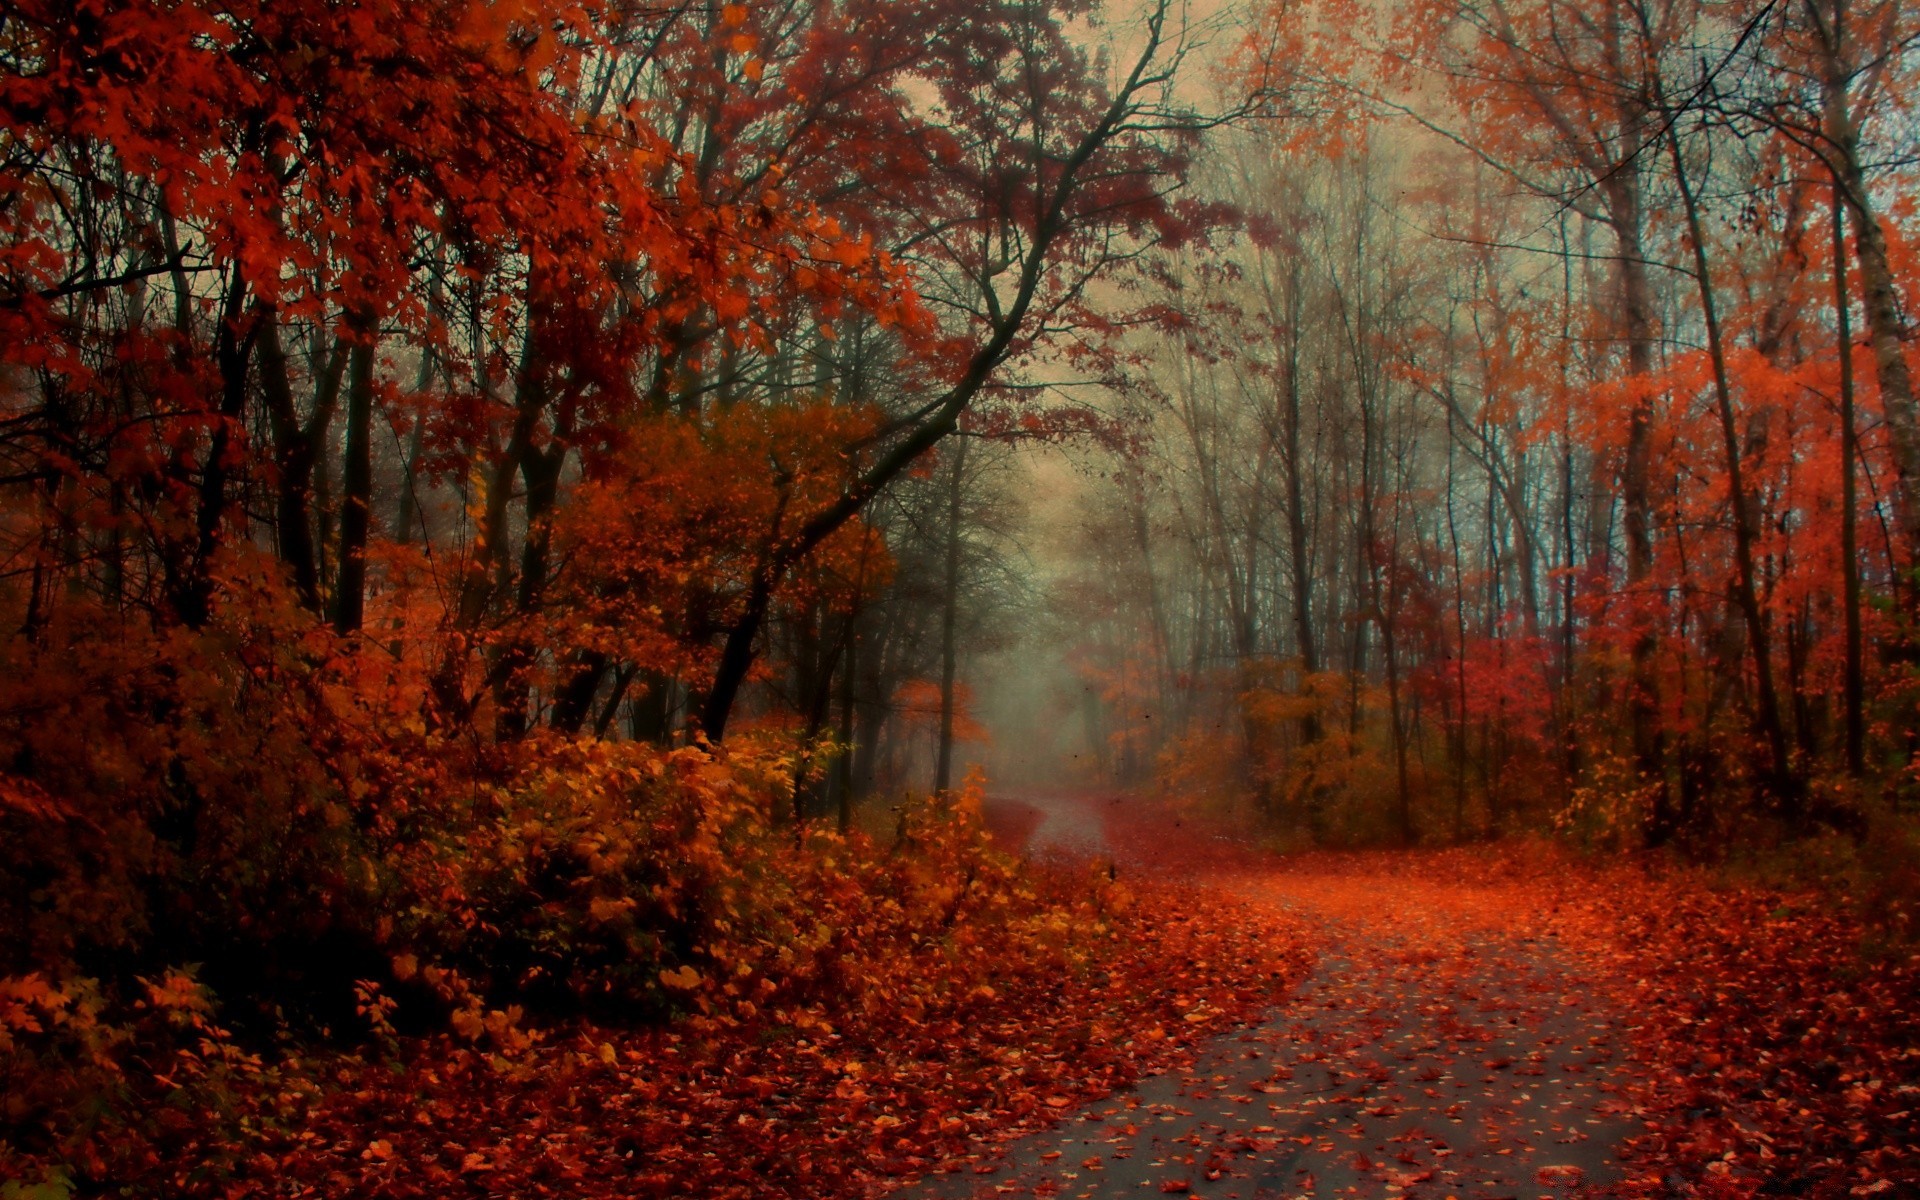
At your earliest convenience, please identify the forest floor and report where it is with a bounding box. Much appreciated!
[25,785,1913,1199]
[912,791,1920,1200]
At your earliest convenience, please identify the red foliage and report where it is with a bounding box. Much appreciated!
[1093,795,1920,1197]
[1370,845,1920,1197]
[0,769,1313,1198]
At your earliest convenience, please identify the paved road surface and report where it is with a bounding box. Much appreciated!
[910,796,1636,1199]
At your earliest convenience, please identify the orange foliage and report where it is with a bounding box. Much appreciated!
[0,754,1314,1197]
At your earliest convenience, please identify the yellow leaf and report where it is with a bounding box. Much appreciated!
[659,965,703,990]
[589,895,634,923]
[451,1005,485,1042]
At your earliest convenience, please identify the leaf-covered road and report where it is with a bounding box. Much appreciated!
[915,795,1638,1199]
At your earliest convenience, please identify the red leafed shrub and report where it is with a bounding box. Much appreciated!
[0,591,1314,1198]
[0,593,392,981]
[387,745,1074,1030]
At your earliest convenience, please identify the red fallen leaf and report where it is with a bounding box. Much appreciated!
[1159,1180,1192,1193]
[1044,1096,1073,1108]
[1536,1164,1585,1187]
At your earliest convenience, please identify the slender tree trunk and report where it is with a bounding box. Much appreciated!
[1131,495,1178,725]
[550,650,611,735]
[1602,163,1673,843]
[1667,122,1799,816]
[631,671,675,745]
[1557,218,1583,795]
[1834,181,1866,776]
[836,610,859,832]
[1357,355,1414,844]
[496,443,563,738]
[1280,286,1321,713]
[1814,0,1920,578]
[594,665,635,738]
[309,336,348,603]
[395,267,443,545]
[702,572,773,740]
[1446,414,1471,840]
[1381,602,1414,844]
[259,316,324,610]
[934,436,968,797]
[792,621,844,828]
[332,314,376,634]
[433,303,548,725]
[1279,302,1327,833]
[177,272,253,628]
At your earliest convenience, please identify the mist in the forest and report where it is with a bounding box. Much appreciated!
[903,445,1098,794]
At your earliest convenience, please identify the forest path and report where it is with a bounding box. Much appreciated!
[911,796,1639,1199]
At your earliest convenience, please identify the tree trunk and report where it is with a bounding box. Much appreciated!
[1815,0,1920,576]
[259,315,324,611]
[1280,277,1321,702]
[1667,120,1800,817]
[496,442,563,739]
[934,436,968,797]
[701,572,773,741]
[1601,161,1673,844]
[835,611,859,831]
[550,651,612,736]
[395,268,443,545]
[1446,415,1471,840]
[176,272,253,628]
[332,315,376,634]
[1834,182,1866,776]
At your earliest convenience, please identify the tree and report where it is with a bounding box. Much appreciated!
[697,0,1223,739]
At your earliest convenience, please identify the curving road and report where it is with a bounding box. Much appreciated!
[912,797,1638,1199]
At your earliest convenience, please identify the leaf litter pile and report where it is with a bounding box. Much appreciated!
[10,781,1915,1199]
[935,798,1919,1200]
[41,813,1311,1199]
[1346,848,1920,1198]
[309,816,1916,1200]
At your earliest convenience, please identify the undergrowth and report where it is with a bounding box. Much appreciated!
[2,748,1312,1198]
